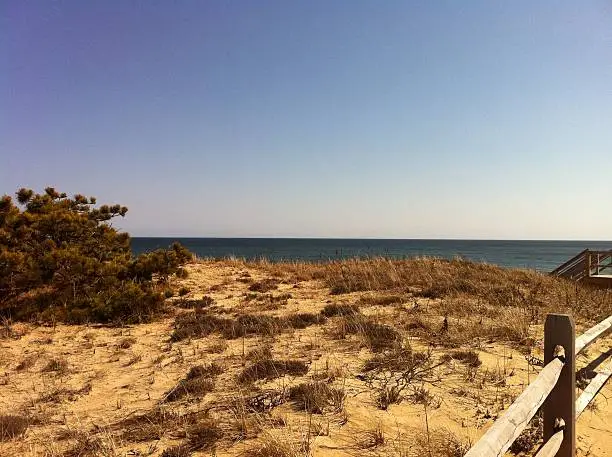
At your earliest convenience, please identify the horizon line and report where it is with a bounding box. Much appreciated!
[129,236,612,242]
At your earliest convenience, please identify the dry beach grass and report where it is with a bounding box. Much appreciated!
[0,257,610,456]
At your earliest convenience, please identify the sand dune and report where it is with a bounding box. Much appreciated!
[1,259,610,456]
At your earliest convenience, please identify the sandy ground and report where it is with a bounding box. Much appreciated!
[0,260,610,456]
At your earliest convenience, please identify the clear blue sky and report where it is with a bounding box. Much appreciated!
[2,1,611,239]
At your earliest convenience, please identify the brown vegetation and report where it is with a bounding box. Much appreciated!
[259,256,612,322]
[334,314,401,352]
[116,408,186,442]
[248,279,280,293]
[42,358,69,374]
[0,415,29,441]
[320,303,359,317]
[444,349,482,367]
[238,359,309,384]
[163,364,222,402]
[286,313,326,329]
[171,312,285,341]
[287,381,346,414]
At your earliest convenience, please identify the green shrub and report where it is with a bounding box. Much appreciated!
[0,188,192,323]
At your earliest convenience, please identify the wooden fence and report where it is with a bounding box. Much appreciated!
[464,313,612,457]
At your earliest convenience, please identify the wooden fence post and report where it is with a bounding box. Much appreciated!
[543,314,575,457]
[587,251,591,277]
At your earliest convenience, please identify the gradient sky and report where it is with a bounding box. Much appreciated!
[2,1,611,239]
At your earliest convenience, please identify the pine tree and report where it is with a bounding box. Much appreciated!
[0,188,191,323]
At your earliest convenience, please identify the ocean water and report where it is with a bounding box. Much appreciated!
[131,238,611,272]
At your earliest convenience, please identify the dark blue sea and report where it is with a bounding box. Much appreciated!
[131,238,611,272]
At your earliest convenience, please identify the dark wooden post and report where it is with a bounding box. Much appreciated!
[587,251,591,277]
[543,314,575,457]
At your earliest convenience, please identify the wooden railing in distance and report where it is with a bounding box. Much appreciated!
[464,312,612,457]
[551,249,612,280]
[551,249,589,280]
[590,251,612,275]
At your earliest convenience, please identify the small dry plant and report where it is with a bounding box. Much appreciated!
[171,311,286,341]
[238,359,309,384]
[361,346,441,409]
[286,313,327,329]
[42,357,69,374]
[443,349,482,367]
[287,381,346,414]
[116,407,186,442]
[0,318,15,339]
[320,303,359,317]
[62,427,121,457]
[162,363,222,402]
[355,421,386,449]
[334,314,401,352]
[0,414,29,441]
[248,279,280,292]
[241,432,312,457]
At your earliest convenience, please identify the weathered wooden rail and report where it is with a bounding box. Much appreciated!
[464,313,612,457]
[551,249,612,286]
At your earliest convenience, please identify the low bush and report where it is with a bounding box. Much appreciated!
[241,435,307,457]
[355,422,386,449]
[408,385,441,408]
[445,350,482,367]
[117,337,136,349]
[163,364,221,402]
[163,377,215,402]
[0,415,29,441]
[320,303,359,317]
[186,363,223,380]
[238,359,309,384]
[186,419,224,451]
[243,292,291,310]
[224,314,284,339]
[117,408,185,442]
[15,355,37,371]
[170,312,227,341]
[411,427,471,457]
[0,187,191,323]
[288,381,345,414]
[42,358,68,373]
[246,346,273,362]
[161,445,191,457]
[363,347,427,373]
[171,312,285,341]
[361,347,437,409]
[248,279,279,293]
[245,389,288,413]
[286,313,327,329]
[336,315,401,352]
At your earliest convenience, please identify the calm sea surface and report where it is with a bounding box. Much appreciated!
[131,238,611,272]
